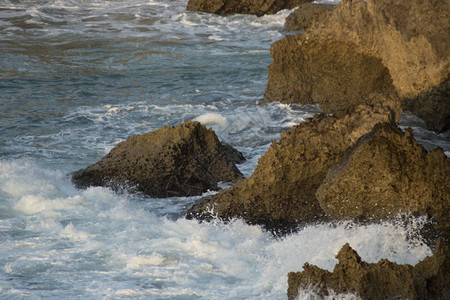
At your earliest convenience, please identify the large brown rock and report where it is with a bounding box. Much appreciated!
[284,3,334,32]
[265,0,450,132]
[316,122,450,239]
[287,239,450,300]
[265,36,397,118]
[186,0,312,17]
[72,121,244,198]
[187,101,400,232]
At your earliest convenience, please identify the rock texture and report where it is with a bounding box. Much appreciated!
[265,36,397,118]
[316,122,450,239]
[284,3,334,32]
[186,0,312,17]
[72,121,244,198]
[265,0,450,132]
[403,77,450,133]
[287,239,450,300]
[187,101,399,232]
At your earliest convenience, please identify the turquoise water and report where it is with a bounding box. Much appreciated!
[0,0,447,298]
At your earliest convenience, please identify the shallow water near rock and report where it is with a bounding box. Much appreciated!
[0,0,448,298]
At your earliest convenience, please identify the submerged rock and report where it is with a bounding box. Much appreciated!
[265,0,450,132]
[316,122,450,239]
[187,102,399,232]
[287,239,450,300]
[186,0,313,17]
[284,3,334,32]
[72,121,244,198]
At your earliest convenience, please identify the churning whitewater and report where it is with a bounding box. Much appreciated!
[0,0,448,299]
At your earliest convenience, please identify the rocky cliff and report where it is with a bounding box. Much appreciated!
[187,101,400,232]
[267,0,450,132]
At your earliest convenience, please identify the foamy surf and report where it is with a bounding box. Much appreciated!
[0,159,432,299]
[0,0,448,299]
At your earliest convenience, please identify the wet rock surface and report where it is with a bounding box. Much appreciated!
[72,121,244,198]
[265,0,450,132]
[316,123,450,239]
[186,0,312,17]
[187,102,400,232]
[284,3,334,32]
[403,77,450,133]
[288,239,450,300]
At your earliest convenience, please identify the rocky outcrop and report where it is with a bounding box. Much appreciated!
[265,0,450,132]
[284,3,334,32]
[287,239,450,300]
[187,101,400,232]
[72,121,244,198]
[186,0,313,17]
[316,122,450,239]
[402,77,450,133]
[265,36,397,118]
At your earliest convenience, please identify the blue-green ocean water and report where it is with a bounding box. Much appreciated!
[0,0,448,299]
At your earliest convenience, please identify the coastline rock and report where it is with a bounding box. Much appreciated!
[265,36,397,118]
[316,123,450,239]
[72,121,244,198]
[284,3,334,32]
[402,77,450,133]
[186,0,313,17]
[187,101,400,232]
[265,0,450,132]
[287,239,450,300]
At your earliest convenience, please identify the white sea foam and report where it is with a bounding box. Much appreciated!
[194,113,229,128]
[0,160,433,298]
[1,0,447,298]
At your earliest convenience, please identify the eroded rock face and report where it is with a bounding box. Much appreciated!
[187,102,399,232]
[316,123,450,239]
[284,3,334,32]
[287,239,450,300]
[186,0,312,16]
[266,0,450,132]
[265,36,397,118]
[72,121,244,198]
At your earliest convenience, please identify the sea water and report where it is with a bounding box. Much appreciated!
[0,0,448,299]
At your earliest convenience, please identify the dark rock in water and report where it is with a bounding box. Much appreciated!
[72,121,244,198]
[221,143,246,164]
[265,0,450,132]
[186,0,313,17]
[287,239,450,300]
[284,3,334,32]
[316,122,450,240]
[187,102,399,232]
[403,76,450,133]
